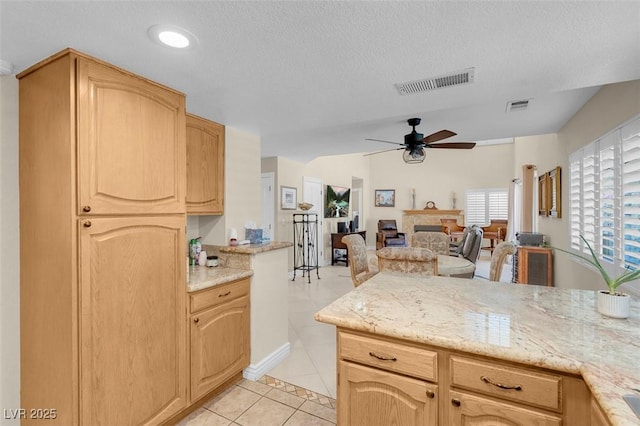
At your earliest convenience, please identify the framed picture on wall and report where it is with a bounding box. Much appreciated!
[281,186,297,210]
[375,189,395,207]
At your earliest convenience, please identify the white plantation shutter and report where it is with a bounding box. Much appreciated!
[465,188,509,226]
[570,115,640,288]
[569,153,582,251]
[598,134,617,264]
[621,117,640,269]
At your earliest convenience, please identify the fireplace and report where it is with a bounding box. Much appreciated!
[402,209,464,240]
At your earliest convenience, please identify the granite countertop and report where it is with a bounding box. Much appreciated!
[218,241,293,254]
[187,265,253,293]
[315,272,640,425]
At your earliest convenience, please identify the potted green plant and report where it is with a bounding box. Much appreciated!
[551,235,639,318]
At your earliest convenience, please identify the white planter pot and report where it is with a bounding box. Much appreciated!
[596,290,630,319]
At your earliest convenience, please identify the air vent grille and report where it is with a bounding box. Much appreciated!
[395,68,475,95]
[506,99,530,112]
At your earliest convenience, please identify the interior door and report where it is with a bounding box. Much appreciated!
[303,176,323,265]
[78,216,187,425]
[261,172,275,241]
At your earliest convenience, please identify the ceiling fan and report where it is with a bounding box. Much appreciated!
[365,118,476,164]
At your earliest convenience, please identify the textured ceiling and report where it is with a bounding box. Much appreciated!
[1,1,639,161]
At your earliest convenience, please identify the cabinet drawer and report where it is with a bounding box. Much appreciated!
[339,331,437,382]
[190,279,250,313]
[450,355,561,411]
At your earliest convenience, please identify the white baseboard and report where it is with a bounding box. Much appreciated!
[243,342,291,381]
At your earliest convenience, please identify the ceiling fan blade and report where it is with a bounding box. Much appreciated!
[425,142,476,149]
[365,138,405,146]
[363,147,405,157]
[423,130,456,144]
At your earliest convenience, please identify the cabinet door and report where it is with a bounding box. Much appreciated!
[77,58,186,215]
[338,361,437,426]
[78,216,187,426]
[448,390,561,426]
[190,293,250,401]
[186,114,224,215]
[590,397,611,426]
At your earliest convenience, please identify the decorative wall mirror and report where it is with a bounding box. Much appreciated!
[538,173,549,216]
[548,167,562,218]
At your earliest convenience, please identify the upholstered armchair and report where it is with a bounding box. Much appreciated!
[377,247,438,276]
[376,220,406,249]
[411,232,449,256]
[342,234,378,287]
[449,226,483,278]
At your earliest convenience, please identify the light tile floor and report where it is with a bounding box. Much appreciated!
[179,250,512,425]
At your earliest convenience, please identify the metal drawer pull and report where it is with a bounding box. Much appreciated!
[481,375,523,391]
[451,398,461,407]
[218,291,231,298]
[426,390,435,399]
[368,351,397,361]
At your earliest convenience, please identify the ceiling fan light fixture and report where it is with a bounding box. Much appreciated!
[403,148,425,164]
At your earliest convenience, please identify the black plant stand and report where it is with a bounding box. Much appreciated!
[292,213,320,283]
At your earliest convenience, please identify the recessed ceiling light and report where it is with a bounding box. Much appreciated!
[148,24,198,49]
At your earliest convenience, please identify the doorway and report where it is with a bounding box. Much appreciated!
[261,173,275,241]
[302,176,324,265]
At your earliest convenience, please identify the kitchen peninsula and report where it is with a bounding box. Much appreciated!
[315,272,640,425]
[202,242,293,381]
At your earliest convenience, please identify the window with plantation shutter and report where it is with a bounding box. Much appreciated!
[569,114,640,290]
[465,188,508,226]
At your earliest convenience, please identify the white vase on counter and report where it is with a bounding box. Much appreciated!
[596,290,630,319]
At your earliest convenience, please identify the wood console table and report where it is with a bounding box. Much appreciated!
[331,231,366,266]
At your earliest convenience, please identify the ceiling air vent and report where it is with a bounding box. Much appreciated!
[506,99,530,112]
[395,68,475,96]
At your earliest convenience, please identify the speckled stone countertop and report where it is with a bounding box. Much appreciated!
[187,265,253,293]
[315,272,640,425]
[218,241,293,254]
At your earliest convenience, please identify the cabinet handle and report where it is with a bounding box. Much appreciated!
[368,351,397,361]
[426,390,435,399]
[451,398,461,407]
[481,375,522,391]
[218,291,231,298]
[82,205,91,212]
[83,221,92,228]
[193,317,199,324]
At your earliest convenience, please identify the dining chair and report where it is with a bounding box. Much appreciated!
[342,234,378,287]
[489,241,517,282]
[411,231,449,255]
[376,247,438,276]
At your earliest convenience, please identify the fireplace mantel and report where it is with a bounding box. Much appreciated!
[401,209,465,238]
[403,209,462,216]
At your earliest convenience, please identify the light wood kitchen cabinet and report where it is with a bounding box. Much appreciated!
[337,330,438,425]
[338,361,438,426]
[189,279,250,401]
[186,113,225,214]
[78,216,187,425]
[336,329,591,426]
[77,57,185,215]
[448,390,562,425]
[19,49,187,425]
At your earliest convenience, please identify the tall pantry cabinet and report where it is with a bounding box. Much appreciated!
[19,49,187,425]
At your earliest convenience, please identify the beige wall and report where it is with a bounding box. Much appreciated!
[1,75,20,425]
[199,126,262,246]
[554,80,640,296]
[367,143,515,238]
[263,153,370,267]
